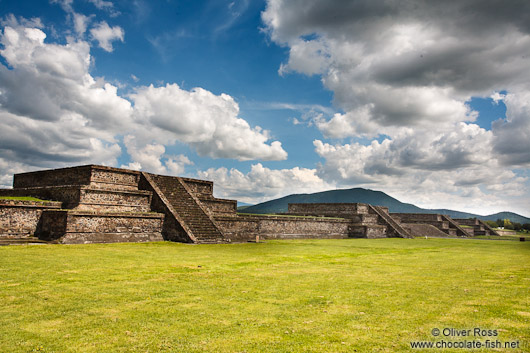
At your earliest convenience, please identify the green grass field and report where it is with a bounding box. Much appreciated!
[1,238,528,352]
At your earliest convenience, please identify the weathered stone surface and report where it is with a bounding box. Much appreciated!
[76,187,151,212]
[392,213,471,237]
[349,224,387,238]
[286,203,412,239]
[216,214,353,242]
[90,167,140,190]
[392,213,444,222]
[13,165,141,190]
[180,178,214,198]
[402,223,449,237]
[453,218,499,236]
[0,165,432,244]
[0,199,61,238]
[140,173,226,244]
[39,210,164,243]
[13,165,92,188]
[199,198,237,217]
[288,203,369,218]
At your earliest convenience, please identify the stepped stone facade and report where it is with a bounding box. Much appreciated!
[452,218,500,236]
[0,165,492,245]
[391,213,472,237]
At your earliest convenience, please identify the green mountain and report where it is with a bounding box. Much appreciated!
[236,201,253,208]
[239,188,530,224]
[476,212,530,224]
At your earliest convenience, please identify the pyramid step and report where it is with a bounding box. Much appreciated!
[142,173,225,243]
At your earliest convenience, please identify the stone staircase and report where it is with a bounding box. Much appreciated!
[453,218,499,236]
[369,205,413,238]
[141,173,227,244]
[440,215,472,237]
[391,213,472,237]
[286,203,412,238]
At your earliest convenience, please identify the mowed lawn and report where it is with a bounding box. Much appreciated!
[0,239,528,352]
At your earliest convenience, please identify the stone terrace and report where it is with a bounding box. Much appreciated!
[0,164,488,244]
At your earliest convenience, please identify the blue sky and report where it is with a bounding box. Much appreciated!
[0,0,529,216]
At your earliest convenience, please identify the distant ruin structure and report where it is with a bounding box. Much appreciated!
[0,165,497,244]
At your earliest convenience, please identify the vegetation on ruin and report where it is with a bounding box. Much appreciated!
[0,238,528,352]
[0,196,48,202]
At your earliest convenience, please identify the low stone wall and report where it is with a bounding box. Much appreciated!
[453,218,479,226]
[13,165,92,188]
[200,198,237,217]
[77,187,151,212]
[215,216,260,242]
[13,165,142,191]
[1,185,153,211]
[392,213,443,222]
[0,186,80,207]
[181,177,213,198]
[348,224,388,238]
[215,214,353,242]
[90,167,140,190]
[39,210,165,244]
[402,223,449,237]
[0,199,62,238]
[288,203,369,218]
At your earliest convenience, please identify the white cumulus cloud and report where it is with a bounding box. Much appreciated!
[129,83,287,161]
[0,19,289,187]
[262,0,530,215]
[198,163,334,204]
[89,21,124,52]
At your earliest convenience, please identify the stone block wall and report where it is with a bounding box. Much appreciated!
[0,186,81,207]
[453,218,479,226]
[288,203,370,218]
[14,165,93,188]
[1,164,422,244]
[76,187,152,212]
[13,165,142,191]
[39,210,164,243]
[392,213,443,222]
[90,167,140,190]
[349,225,387,238]
[402,223,449,237]
[181,178,214,198]
[215,214,353,242]
[200,198,237,217]
[258,216,351,239]
[0,199,61,238]
[214,216,260,242]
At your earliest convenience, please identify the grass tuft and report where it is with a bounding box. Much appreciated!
[0,196,49,202]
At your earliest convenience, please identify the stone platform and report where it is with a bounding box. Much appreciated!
[0,165,165,244]
[0,164,473,244]
[391,213,471,237]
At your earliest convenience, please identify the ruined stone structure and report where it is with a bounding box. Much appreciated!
[0,165,491,244]
[286,203,412,239]
[0,199,62,244]
[391,213,473,237]
[452,218,499,236]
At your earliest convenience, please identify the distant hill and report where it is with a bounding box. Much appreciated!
[477,212,530,224]
[239,188,530,224]
[237,201,253,208]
